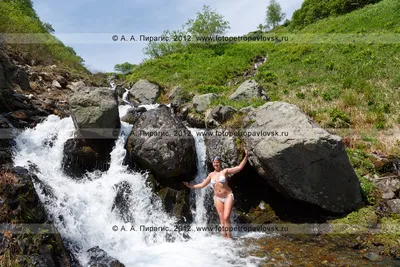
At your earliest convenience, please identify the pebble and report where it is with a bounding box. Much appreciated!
[363,252,382,262]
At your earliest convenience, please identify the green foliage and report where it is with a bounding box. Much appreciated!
[265,0,286,29]
[359,176,378,204]
[196,84,227,94]
[114,62,136,74]
[346,148,376,174]
[185,5,230,38]
[142,29,187,58]
[328,108,350,128]
[0,0,87,72]
[291,0,382,29]
[255,66,277,83]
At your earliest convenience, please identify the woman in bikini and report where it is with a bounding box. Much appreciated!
[183,149,249,238]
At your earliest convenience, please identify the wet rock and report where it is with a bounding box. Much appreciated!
[129,79,161,104]
[111,181,134,223]
[126,105,197,184]
[159,187,192,223]
[87,246,125,267]
[62,138,115,178]
[243,101,362,213]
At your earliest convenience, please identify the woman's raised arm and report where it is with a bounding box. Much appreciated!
[225,148,248,176]
[183,174,211,189]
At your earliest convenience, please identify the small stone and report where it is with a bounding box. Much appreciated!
[321,260,328,265]
[52,80,61,88]
[363,252,382,262]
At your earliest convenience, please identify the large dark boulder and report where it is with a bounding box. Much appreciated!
[62,138,115,178]
[126,105,197,185]
[243,101,362,213]
[69,87,120,139]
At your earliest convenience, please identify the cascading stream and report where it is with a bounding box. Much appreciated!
[12,104,262,267]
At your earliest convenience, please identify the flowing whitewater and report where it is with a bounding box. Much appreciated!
[12,104,262,267]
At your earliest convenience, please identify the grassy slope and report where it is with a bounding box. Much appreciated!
[129,0,400,155]
[0,0,88,73]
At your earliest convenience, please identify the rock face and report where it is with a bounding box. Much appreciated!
[87,246,125,267]
[192,93,217,112]
[69,87,120,139]
[0,116,16,167]
[129,79,161,104]
[204,131,239,170]
[229,80,268,101]
[209,104,237,124]
[243,101,362,213]
[0,167,71,266]
[126,105,197,184]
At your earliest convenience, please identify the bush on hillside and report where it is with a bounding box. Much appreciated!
[291,0,382,29]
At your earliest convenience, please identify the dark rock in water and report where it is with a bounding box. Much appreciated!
[62,138,115,178]
[126,105,197,184]
[112,181,134,223]
[243,101,362,214]
[87,246,125,267]
[158,187,192,223]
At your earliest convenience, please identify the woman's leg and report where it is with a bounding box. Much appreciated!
[214,197,226,237]
[223,194,234,238]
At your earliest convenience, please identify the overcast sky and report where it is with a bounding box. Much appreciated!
[33,0,304,72]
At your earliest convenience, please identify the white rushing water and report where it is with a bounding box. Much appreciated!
[13,104,261,267]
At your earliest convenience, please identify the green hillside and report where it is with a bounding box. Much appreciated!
[129,0,400,154]
[0,0,88,73]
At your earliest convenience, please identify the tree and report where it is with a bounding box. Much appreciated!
[185,5,230,38]
[257,23,268,32]
[43,22,54,34]
[114,62,136,74]
[265,0,286,29]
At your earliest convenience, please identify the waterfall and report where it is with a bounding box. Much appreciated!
[12,104,261,267]
[187,128,212,227]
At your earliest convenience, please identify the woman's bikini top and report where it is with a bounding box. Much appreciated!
[210,174,227,186]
